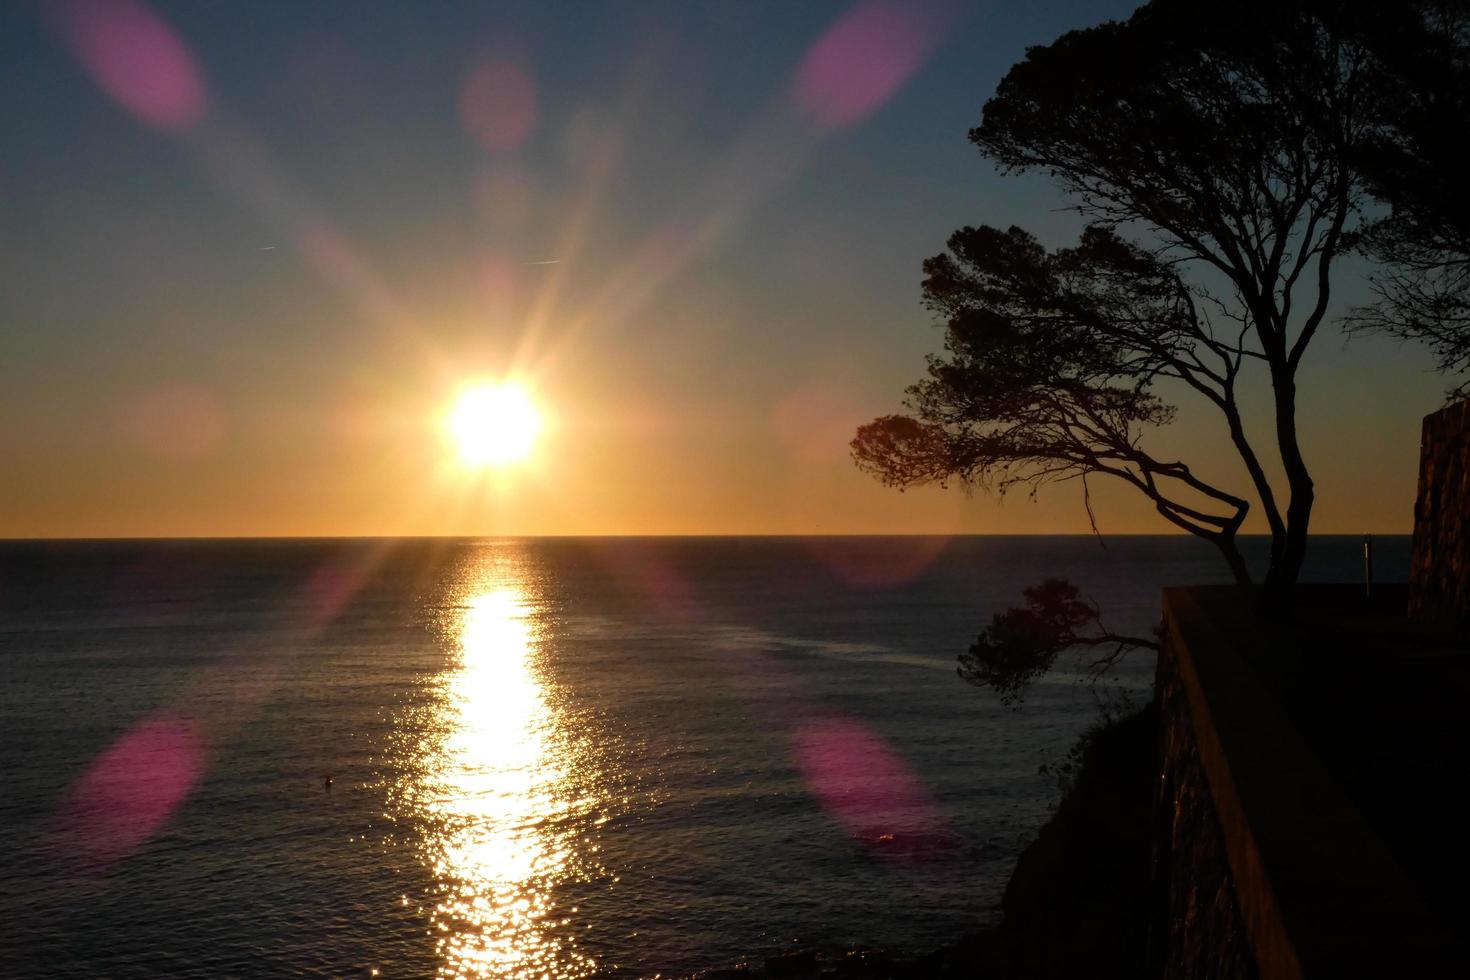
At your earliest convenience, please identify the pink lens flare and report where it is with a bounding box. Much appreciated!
[298,561,362,631]
[794,1,950,129]
[56,0,207,130]
[121,382,226,461]
[460,57,538,153]
[632,223,693,280]
[50,710,205,873]
[772,381,862,465]
[293,221,413,337]
[297,221,357,280]
[478,252,521,312]
[806,535,953,590]
[793,715,951,860]
[588,540,700,619]
[628,554,698,619]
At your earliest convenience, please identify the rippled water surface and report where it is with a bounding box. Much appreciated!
[0,536,1406,977]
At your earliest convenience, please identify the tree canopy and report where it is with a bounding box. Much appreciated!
[854,0,1397,593]
[1352,1,1470,395]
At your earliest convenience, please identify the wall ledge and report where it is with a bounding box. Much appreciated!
[1158,586,1465,977]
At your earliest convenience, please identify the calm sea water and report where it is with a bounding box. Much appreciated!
[0,536,1407,978]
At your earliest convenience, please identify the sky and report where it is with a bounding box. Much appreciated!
[0,0,1449,538]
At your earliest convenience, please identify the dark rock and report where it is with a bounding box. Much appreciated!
[763,950,820,978]
[996,702,1158,979]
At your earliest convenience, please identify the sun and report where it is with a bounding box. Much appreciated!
[448,382,542,466]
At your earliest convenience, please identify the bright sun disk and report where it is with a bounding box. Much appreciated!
[449,383,542,466]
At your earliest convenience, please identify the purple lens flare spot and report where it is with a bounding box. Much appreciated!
[794,1,949,129]
[51,710,205,873]
[57,0,207,130]
[793,715,952,861]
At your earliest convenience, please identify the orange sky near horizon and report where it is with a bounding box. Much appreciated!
[1,334,1434,539]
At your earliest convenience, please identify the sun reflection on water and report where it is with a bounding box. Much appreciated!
[418,574,595,979]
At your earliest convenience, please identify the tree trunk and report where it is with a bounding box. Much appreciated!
[1263,377,1316,605]
[1223,403,1287,579]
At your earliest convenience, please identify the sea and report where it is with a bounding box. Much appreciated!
[0,535,1408,979]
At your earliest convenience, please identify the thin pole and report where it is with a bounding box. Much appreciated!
[1364,534,1374,600]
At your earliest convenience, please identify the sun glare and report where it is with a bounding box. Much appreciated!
[449,383,542,467]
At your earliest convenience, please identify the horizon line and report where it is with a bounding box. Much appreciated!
[0,531,1410,543]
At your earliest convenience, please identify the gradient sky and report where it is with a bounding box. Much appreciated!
[0,0,1447,538]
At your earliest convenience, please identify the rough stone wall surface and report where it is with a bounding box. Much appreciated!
[1410,399,1470,625]
[1153,637,1259,980]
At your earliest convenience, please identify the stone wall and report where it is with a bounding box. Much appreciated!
[1153,640,1258,980]
[1410,399,1470,625]
[1153,587,1466,979]
[1151,589,1296,980]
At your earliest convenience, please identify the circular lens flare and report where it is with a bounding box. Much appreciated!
[449,383,542,466]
